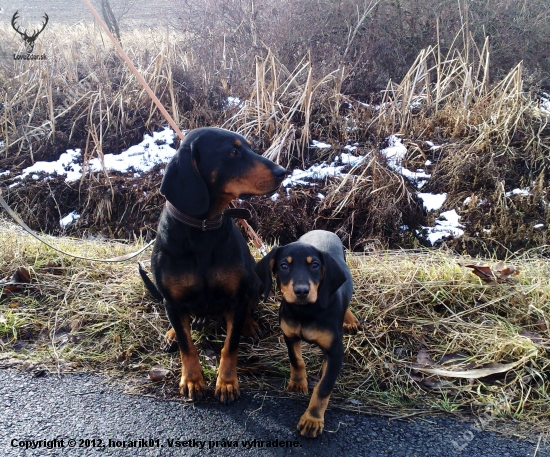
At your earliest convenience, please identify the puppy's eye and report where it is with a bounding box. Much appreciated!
[310,261,320,270]
[230,150,238,157]
[279,262,289,271]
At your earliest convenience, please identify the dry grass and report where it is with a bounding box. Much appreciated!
[0,23,222,169]
[223,51,345,166]
[2,23,548,254]
[1,218,549,438]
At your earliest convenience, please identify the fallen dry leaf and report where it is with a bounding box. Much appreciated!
[416,348,435,366]
[464,263,519,284]
[12,267,31,283]
[412,351,536,379]
[519,329,544,345]
[0,267,31,297]
[438,352,476,369]
[535,320,548,332]
[535,319,548,332]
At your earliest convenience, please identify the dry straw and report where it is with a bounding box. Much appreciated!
[1,219,548,436]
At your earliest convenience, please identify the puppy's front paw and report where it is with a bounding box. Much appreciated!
[287,378,308,394]
[297,410,324,438]
[179,374,205,401]
[215,376,240,404]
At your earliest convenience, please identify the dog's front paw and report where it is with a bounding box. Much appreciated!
[215,377,240,404]
[343,308,360,335]
[297,410,324,438]
[179,374,205,401]
[287,378,308,394]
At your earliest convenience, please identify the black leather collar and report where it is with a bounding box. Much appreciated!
[165,201,251,231]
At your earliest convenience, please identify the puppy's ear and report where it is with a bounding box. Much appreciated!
[160,139,209,217]
[317,252,347,309]
[255,247,279,301]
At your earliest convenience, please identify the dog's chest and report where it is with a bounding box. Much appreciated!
[280,319,333,350]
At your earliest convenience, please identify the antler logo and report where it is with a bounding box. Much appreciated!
[11,11,49,54]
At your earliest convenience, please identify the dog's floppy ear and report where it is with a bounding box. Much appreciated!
[317,252,347,309]
[160,139,209,217]
[255,247,279,301]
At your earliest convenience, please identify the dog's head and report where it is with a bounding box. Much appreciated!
[161,127,286,217]
[255,242,347,309]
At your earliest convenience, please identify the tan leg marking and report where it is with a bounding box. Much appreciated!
[343,308,360,335]
[287,340,308,394]
[178,314,205,400]
[297,386,331,438]
[215,317,240,403]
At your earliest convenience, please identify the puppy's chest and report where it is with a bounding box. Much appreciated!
[280,319,333,350]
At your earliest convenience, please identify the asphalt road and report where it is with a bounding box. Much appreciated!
[0,369,546,457]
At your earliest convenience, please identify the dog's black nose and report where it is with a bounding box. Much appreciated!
[293,284,310,299]
[273,166,287,179]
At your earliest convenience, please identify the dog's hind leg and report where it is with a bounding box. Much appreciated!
[242,309,262,343]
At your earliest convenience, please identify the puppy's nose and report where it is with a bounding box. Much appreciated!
[273,166,287,179]
[293,284,310,300]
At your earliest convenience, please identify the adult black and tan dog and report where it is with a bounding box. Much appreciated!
[140,127,286,404]
[255,230,358,437]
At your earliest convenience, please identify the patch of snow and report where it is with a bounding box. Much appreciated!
[534,223,544,229]
[380,135,431,188]
[339,152,365,167]
[344,144,358,152]
[60,211,80,229]
[317,193,325,200]
[409,99,423,110]
[13,127,178,183]
[506,188,531,197]
[0,170,9,177]
[540,92,550,116]
[226,97,243,109]
[420,209,464,246]
[270,193,279,202]
[425,141,441,151]
[282,148,370,188]
[418,193,447,212]
[310,140,331,149]
[19,149,83,183]
[282,162,345,187]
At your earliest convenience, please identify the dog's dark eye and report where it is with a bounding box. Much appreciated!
[279,262,289,271]
[230,150,238,157]
[310,261,320,270]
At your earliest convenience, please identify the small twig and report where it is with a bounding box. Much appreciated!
[240,391,267,436]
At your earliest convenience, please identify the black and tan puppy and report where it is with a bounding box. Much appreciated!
[255,230,358,437]
[140,127,286,403]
